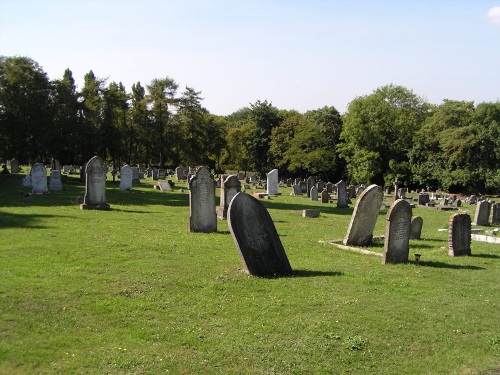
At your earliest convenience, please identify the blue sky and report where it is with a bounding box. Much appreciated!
[1,0,499,115]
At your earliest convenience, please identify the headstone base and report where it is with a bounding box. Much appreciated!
[80,203,111,210]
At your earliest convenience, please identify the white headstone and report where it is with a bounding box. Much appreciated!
[120,165,133,190]
[266,169,279,195]
[31,163,48,194]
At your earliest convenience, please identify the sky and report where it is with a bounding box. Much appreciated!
[1,0,499,115]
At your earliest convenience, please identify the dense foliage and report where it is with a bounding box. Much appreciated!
[1,56,498,193]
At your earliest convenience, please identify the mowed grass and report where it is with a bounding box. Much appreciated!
[0,172,499,375]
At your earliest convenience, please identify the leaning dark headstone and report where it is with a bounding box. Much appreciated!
[344,184,383,246]
[448,213,471,256]
[80,156,110,210]
[218,174,241,220]
[228,192,293,277]
[409,216,423,240]
[473,200,490,226]
[189,166,217,232]
[383,199,412,264]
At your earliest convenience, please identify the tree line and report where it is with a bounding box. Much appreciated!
[1,56,499,194]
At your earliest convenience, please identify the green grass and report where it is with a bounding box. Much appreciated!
[1,172,499,374]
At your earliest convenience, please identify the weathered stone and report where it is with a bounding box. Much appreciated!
[409,216,423,240]
[306,176,315,198]
[491,203,500,225]
[383,199,412,264]
[291,184,302,196]
[266,169,279,195]
[131,166,140,183]
[119,165,133,190]
[302,209,320,218]
[80,156,110,210]
[189,166,217,232]
[418,193,430,206]
[228,192,292,277]
[310,186,318,201]
[10,159,20,173]
[336,180,348,208]
[448,213,471,256]
[321,189,329,203]
[49,170,63,191]
[31,163,48,195]
[473,200,491,226]
[344,184,383,246]
[218,175,241,219]
[157,181,172,191]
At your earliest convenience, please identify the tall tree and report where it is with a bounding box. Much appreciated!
[102,81,128,163]
[130,82,149,165]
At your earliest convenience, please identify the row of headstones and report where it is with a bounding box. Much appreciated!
[21,163,63,193]
[473,200,500,226]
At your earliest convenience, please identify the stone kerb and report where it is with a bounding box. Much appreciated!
[448,213,471,256]
[382,199,412,264]
[228,192,293,277]
[218,174,241,220]
[343,184,383,246]
[120,165,133,190]
[189,166,217,233]
[81,156,110,210]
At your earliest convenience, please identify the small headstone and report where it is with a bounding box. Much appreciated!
[302,209,320,218]
[321,189,329,203]
[306,176,315,198]
[119,165,133,190]
[383,199,412,264]
[326,182,333,193]
[299,181,308,194]
[418,193,430,206]
[189,166,217,232]
[473,200,491,226]
[49,170,63,191]
[310,186,318,201]
[468,195,477,204]
[455,199,462,207]
[80,156,110,210]
[10,159,20,173]
[158,181,172,191]
[218,175,241,219]
[336,180,348,208]
[491,203,500,225]
[343,184,383,246]
[266,169,279,195]
[31,163,49,195]
[228,192,293,277]
[409,216,423,240]
[131,167,140,183]
[291,184,303,196]
[448,213,471,256]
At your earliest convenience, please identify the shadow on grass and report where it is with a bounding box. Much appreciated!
[261,199,354,216]
[470,253,500,259]
[0,211,72,229]
[419,261,485,270]
[291,269,344,277]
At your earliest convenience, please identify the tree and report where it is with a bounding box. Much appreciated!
[339,84,429,185]
[129,82,149,165]
[102,81,128,163]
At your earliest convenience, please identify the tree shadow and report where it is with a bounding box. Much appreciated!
[418,261,485,270]
[470,253,500,259]
[0,211,74,229]
[260,199,354,216]
[291,269,344,278]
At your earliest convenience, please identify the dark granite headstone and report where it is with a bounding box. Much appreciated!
[383,199,412,264]
[448,213,471,256]
[409,216,423,240]
[228,192,292,277]
[189,166,217,232]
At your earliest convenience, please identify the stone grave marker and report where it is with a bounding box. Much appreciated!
[10,158,20,173]
[326,182,333,193]
[382,199,412,264]
[310,186,318,201]
[448,213,471,256]
[336,180,348,208]
[266,169,279,195]
[491,203,500,225]
[119,165,133,190]
[299,181,308,194]
[306,176,315,198]
[418,193,430,206]
[49,170,63,191]
[473,200,491,226]
[321,189,329,203]
[344,184,383,246]
[131,166,140,183]
[157,181,172,191]
[81,156,110,210]
[31,163,49,194]
[228,192,293,277]
[409,216,423,240]
[218,174,241,219]
[189,166,217,232]
[291,184,302,196]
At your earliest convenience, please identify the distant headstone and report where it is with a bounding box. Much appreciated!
[131,166,140,183]
[336,180,348,208]
[157,181,172,191]
[343,184,383,246]
[80,156,110,210]
[317,182,324,192]
[302,209,320,218]
[299,181,308,194]
[218,175,241,219]
[456,199,462,208]
[468,195,477,204]
[418,193,430,206]
[306,176,315,198]
[266,169,279,195]
[321,189,329,203]
[383,199,412,264]
[49,170,63,191]
[473,200,490,226]
[10,159,20,173]
[22,174,32,187]
[31,163,48,194]
[158,169,166,179]
[310,186,318,201]
[228,192,293,277]
[119,165,133,190]
[189,166,217,232]
[491,203,500,225]
[326,182,333,193]
[448,213,471,256]
[409,216,423,240]
[291,184,302,196]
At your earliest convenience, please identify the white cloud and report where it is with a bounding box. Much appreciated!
[487,6,500,23]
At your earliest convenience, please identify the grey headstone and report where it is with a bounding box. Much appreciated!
[418,193,430,206]
[120,165,133,190]
[473,200,490,226]
[306,176,315,198]
[383,199,412,264]
[10,159,20,173]
[218,175,241,219]
[291,184,303,196]
[131,166,140,183]
[336,180,348,208]
[49,170,63,191]
[321,189,329,203]
[409,216,423,240]
[31,163,48,195]
[158,181,172,191]
[310,186,318,201]
[189,166,217,232]
[266,169,279,195]
[344,184,383,246]
[448,213,471,256]
[80,156,110,210]
[228,192,292,277]
[491,203,500,225]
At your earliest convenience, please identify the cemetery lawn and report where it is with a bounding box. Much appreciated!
[1,173,499,375]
